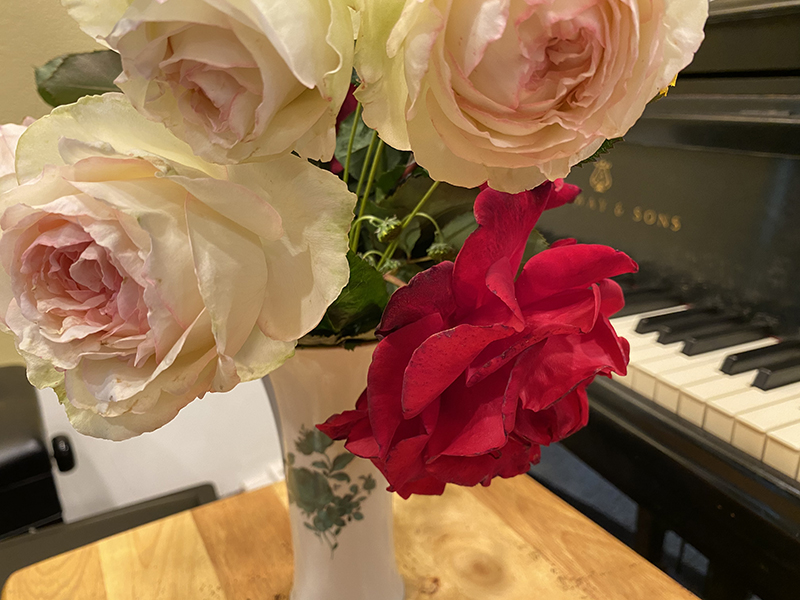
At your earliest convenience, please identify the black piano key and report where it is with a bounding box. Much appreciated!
[615,292,683,318]
[682,326,770,356]
[635,307,717,334]
[753,357,800,391]
[721,340,800,375]
[657,315,743,345]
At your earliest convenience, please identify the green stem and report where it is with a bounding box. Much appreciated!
[350,136,384,252]
[350,141,385,251]
[354,131,378,200]
[349,131,380,251]
[353,215,382,228]
[342,103,362,183]
[415,211,445,240]
[376,180,440,270]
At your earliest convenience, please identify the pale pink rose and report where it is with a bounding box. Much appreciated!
[355,0,708,192]
[0,94,355,440]
[65,0,355,165]
[0,118,35,187]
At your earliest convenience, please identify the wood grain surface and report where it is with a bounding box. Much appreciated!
[2,475,697,600]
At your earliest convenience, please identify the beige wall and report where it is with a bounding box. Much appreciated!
[0,0,101,124]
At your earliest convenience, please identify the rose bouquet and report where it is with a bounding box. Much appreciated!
[3,0,707,519]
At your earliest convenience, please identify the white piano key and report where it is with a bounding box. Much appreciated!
[732,397,800,459]
[654,363,729,412]
[626,332,662,350]
[630,339,776,407]
[678,374,754,426]
[704,383,800,443]
[764,422,800,479]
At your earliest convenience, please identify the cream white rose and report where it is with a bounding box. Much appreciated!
[355,0,708,192]
[0,118,34,193]
[64,0,354,164]
[0,94,355,440]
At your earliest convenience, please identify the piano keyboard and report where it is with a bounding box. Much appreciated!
[610,306,800,482]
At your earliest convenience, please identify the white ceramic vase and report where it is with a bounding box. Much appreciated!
[264,343,405,600]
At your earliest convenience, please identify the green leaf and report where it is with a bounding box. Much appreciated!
[312,461,329,471]
[397,220,421,256]
[350,484,359,495]
[307,251,389,339]
[353,512,364,521]
[314,511,334,532]
[441,212,478,250]
[575,138,623,167]
[36,51,122,108]
[361,474,377,492]
[286,467,335,514]
[295,427,334,455]
[286,452,295,466]
[381,174,478,223]
[330,472,351,482]
[331,452,356,471]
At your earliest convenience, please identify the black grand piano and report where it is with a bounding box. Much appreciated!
[536,2,800,599]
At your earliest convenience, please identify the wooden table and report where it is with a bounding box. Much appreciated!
[2,475,696,600]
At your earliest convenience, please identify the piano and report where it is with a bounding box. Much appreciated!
[536,2,800,599]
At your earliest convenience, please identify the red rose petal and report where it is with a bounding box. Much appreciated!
[598,278,626,317]
[391,476,447,499]
[516,244,638,305]
[466,286,601,387]
[402,323,513,418]
[507,316,629,413]
[317,408,364,440]
[344,418,381,459]
[453,183,560,312]
[514,386,590,446]
[425,365,512,459]
[426,434,537,487]
[369,312,444,455]
[377,262,456,337]
[485,256,525,331]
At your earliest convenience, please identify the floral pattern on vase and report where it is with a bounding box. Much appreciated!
[286,425,377,555]
[264,343,404,600]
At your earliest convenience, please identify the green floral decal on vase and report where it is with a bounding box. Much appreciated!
[286,426,377,554]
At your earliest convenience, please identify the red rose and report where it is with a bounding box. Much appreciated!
[319,181,637,497]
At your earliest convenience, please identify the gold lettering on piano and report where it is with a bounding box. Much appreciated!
[589,159,613,193]
[568,196,681,233]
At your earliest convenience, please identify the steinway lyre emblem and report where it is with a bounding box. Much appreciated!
[589,159,613,193]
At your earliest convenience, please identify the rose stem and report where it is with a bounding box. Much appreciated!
[414,212,445,241]
[354,131,378,200]
[342,103,363,183]
[350,140,385,252]
[376,180,440,270]
[349,131,379,249]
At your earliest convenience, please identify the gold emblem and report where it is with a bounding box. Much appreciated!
[589,159,613,194]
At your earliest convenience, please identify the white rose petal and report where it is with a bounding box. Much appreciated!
[355,0,708,192]
[0,94,355,439]
[65,0,355,165]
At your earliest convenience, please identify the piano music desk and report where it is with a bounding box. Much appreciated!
[1,475,695,600]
